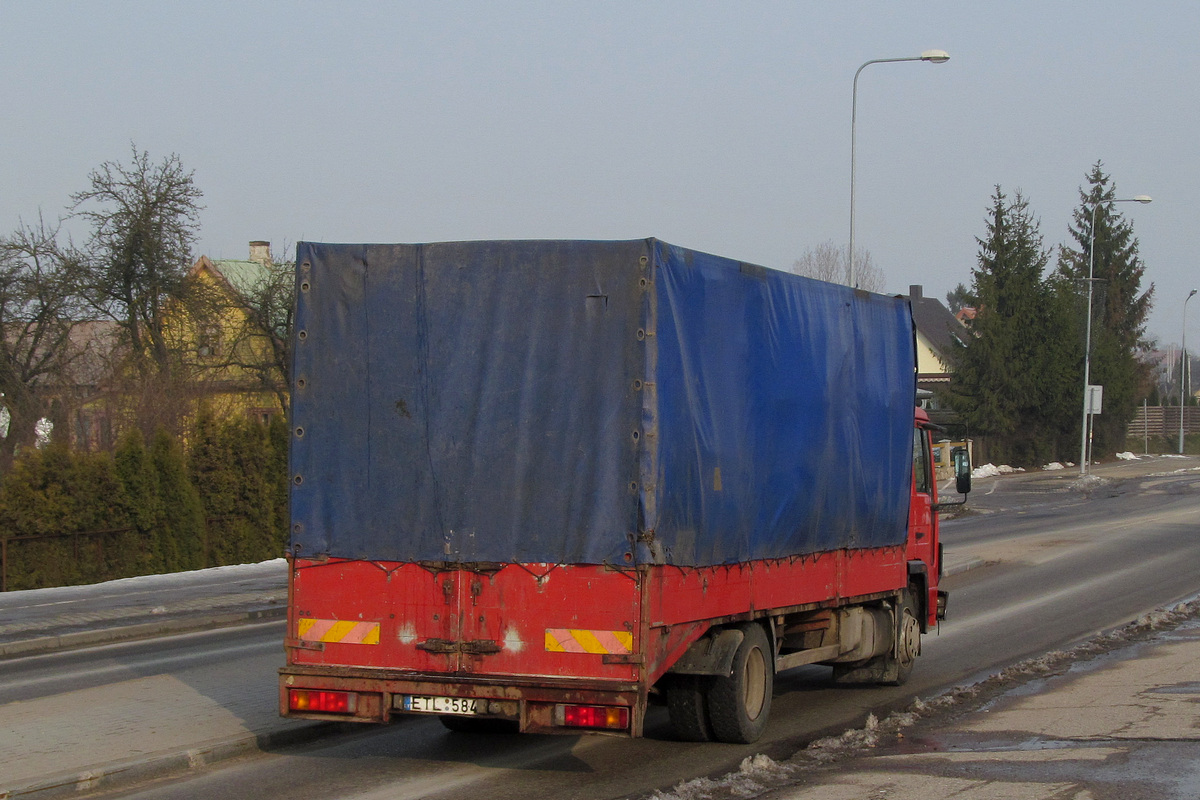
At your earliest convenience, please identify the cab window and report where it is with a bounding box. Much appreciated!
[913,429,932,494]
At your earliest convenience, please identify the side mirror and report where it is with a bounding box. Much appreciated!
[952,447,972,495]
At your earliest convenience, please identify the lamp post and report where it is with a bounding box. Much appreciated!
[849,49,949,288]
[1078,195,1152,475]
[1180,289,1197,454]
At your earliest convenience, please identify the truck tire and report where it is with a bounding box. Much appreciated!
[884,590,920,687]
[706,623,773,744]
[667,675,713,741]
[830,591,920,686]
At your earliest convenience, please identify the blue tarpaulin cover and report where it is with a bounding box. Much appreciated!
[289,239,916,567]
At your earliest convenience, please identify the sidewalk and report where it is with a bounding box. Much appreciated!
[0,559,322,800]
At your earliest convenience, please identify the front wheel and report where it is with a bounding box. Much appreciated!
[831,590,921,686]
[706,623,773,744]
[884,590,920,686]
[667,675,713,742]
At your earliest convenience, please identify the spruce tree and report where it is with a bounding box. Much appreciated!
[188,412,281,564]
[267,414,290,555]
[1056,164,1154,459]
[152,428,207,570]
[114,428,164,573]
[946,188,1059,465]
[221,417,277,562]
[188,408,240,564]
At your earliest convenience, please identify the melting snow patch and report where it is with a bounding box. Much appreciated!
[1067,473,1110,491]
[1116,451,1139,460]
[1043,462,1065,470]
[647,754,796,800]
[973,464,1026,478]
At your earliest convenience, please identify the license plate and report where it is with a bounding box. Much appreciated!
[402,695,482,715]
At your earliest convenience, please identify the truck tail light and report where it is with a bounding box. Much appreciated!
[289,689,357,714]
[556,704,630,730]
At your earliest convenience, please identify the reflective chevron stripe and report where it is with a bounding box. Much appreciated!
[298,618,381,645]
[544,628,633,654]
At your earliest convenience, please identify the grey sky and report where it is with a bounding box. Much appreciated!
[2,2,1196,344]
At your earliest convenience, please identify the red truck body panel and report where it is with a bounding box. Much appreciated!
[285,540,915,687]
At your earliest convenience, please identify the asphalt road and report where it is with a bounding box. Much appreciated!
[42,462,1200,799]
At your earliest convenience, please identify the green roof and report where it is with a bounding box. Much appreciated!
[209,259,270,298]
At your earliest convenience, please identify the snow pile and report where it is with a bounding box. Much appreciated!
[1116,451,1140,460]
[1148,466,1200,476]
[804,713,882,760]
[1068,474,1108,491]
[0,558,287,602]
[1043,462,1065,471]
[972,464,1025,478]
[647,754,797,800]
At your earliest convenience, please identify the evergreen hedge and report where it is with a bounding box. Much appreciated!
[0,416,289,591]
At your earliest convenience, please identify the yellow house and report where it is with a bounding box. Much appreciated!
[50,242,288,451]
[164,241,290,425]
[908,285,968,396]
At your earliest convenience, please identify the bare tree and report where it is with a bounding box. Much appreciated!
[66,145,205,439]
[790,240,885,292]
[0,216,90,469]
[70,145,203,379]
[238,253,295,417]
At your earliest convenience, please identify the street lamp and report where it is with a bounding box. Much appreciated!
[1078,194,1153,475]
[1180,288,1197,454]
[849,49,949,288]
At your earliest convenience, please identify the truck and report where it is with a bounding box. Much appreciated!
[278,238,970,744]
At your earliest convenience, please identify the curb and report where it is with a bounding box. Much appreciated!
[3,721,340,800]
[0,606,287,660]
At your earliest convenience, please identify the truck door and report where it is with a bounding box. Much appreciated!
[909,427,936,564]
[452,564,643,683]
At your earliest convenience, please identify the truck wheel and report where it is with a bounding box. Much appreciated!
[667,675,713,741]
[706,623,773,744]
[884,590,920,686]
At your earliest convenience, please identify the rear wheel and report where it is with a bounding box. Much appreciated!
[667,675,713,741]
[706,623,773,744]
